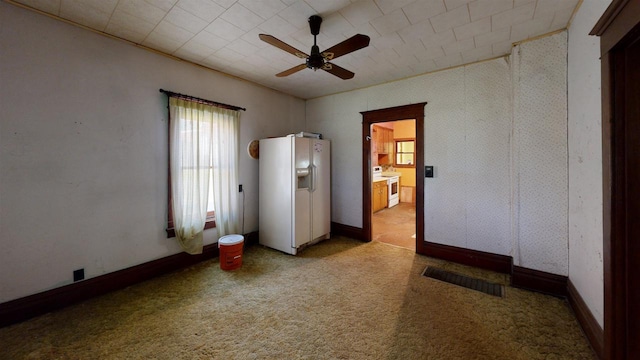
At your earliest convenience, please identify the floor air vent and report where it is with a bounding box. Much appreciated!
[422,266,504,297]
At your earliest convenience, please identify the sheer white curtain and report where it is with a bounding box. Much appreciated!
[169,98,240,254]
[211,108,240,236]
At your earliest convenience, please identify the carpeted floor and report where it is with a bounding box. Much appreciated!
[0,237,595,359]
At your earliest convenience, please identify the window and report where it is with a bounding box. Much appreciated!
[394,139,415,167]
[163,93,241,250]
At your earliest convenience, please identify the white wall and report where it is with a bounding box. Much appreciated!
[0,2,305,303]
[511,32,569,275]
[567,0,610,328]
[307,33,571,275]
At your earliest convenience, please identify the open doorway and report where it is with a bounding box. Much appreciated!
[361,103,426,254]
[371,120,416,251]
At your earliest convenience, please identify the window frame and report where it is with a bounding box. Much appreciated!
[394,138,416,168]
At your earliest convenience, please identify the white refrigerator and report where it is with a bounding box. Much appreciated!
[259,134,331,255]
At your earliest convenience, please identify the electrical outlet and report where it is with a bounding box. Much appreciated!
[73,268,85,282]
[239,184,243,192]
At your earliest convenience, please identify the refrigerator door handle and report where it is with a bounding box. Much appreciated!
[309,164,317,193]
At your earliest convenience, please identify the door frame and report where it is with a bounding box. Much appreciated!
[591,1,640,358]
[361,103,427,254]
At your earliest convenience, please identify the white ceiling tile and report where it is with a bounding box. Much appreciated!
[60,0,116,30]
[305,0,351,14]
[205,17,246,41]
[145,0,179,12]
[220,3,265,31]
[433,52,463,67]
[444,0,472,11]
[420,28,456,48]
[370,8,410,35]
[442,37,474,55]
[225,38,261,57]
[321,13,357,37]
[177,0,225,22]
[461,44,492,62]
[116,0,167,25]
[166,6,209,33]
[429,5,470,33]
[107,9,157,43]
[371,32,404,50]
[257,16,296,38]
[510,15,553,42]
[69,0,119,14]
[534,0,579,19]
[397,19,435,42]
[410,59,438,74]
[491,2,535,30]
[453,16,490,40]
[210,0,237,8]
[279,2,318,28]
[173,39,218,60]
[152,20,196,43]
[14,0,61,14]
[492,39,513,55]
[340,0,383,26]
[373,0,413,14]
[239,0,287,20]
[213,47,247,62]
[143,32,185,53]
[468,0,512,22]
[191,30,229,50]
[402,0,446,25]
[474,26,510,47]
[105,23,148,44]
[280,0,298,5]
[514,0,536,6]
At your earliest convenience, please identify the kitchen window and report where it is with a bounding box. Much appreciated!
[394,139,415,167]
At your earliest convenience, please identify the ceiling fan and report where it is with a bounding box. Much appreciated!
[259,15,370,80]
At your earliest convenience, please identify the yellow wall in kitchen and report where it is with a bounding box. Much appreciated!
[393,120,416,188]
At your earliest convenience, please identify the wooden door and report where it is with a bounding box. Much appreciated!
[591,2,640,358]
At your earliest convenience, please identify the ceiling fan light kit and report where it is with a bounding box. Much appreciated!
[259,15,370,80]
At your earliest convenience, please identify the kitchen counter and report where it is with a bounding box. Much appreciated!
[381,171,402,177]
[373,178,387,183]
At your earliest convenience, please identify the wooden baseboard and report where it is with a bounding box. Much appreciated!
[0,231,257,328]
[423,241,513,274]
[331,222,365,241]
[511,266,568,297]
[567,280,604,359]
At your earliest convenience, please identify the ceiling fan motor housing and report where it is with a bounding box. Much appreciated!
[307,45,324,69]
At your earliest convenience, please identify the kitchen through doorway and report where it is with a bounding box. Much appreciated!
[371,120,416,251]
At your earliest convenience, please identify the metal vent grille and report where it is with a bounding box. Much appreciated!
[422,266,504,297]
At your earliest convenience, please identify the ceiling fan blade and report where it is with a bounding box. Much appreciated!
[259,34,308,59]
[321,62,355,80]
[321,34,370,60]
[276,64,307,77]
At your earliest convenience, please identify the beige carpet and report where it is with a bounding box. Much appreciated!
[0,237,595,359]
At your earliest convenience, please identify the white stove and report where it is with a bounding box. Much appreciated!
[372,166,399,208]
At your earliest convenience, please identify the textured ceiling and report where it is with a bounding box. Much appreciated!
[10,0,580,99]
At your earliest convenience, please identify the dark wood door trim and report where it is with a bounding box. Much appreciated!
[592,4,640,359]
[361,103,426,253]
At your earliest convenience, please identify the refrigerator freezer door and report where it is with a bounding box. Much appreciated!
[294,137,311,248]
[311,139,331,240]
[259,137,294,254]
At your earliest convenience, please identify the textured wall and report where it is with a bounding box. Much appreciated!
[0,3,305,303]
[512,32,568,275]
[308,32,571,275]
[567,0,610,327]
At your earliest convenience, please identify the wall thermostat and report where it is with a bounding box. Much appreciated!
[425,166,434,178]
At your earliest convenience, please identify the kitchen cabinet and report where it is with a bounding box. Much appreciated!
[372,125,394,165]
[372,180,388,213]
